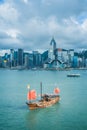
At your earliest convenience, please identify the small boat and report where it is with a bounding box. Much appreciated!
[26,83,60,110]
[67,74,80,77]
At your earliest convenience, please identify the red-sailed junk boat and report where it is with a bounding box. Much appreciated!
[26,83,60,110]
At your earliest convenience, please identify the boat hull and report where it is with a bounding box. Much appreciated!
[67,74,80,77]
[26,95,60,110]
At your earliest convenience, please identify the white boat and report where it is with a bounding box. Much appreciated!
[67,74,80,77]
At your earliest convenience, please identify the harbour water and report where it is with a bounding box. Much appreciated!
[0,69,87,130]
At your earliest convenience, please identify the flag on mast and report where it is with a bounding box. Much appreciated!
[27,84,30,89]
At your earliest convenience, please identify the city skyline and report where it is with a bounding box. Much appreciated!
[0,0,87,50]
[0,38,87,69]
[0,42,87,57]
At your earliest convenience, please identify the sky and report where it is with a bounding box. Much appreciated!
[0,0,87,52]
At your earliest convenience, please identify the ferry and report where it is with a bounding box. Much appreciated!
[67,74,80,77]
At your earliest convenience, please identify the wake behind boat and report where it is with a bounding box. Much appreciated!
[26,83,60,110]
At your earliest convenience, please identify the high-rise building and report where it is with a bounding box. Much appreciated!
[85,59,87,67]
[73,56,78,68]
[50,37,56,55]
[33,51,42,67]
[10,49,14,67]
[48,38,57,61]
[62,49,68,63]
[0,56,2,67]
[56,48,63,61]
[17,49,23,66]
[29,53,33,68]
[24,54,29,69]
[67,49,74,67]
[14,51,18,67]
[78,57,83,68]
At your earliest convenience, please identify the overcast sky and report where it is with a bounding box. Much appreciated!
[0,0,87,51]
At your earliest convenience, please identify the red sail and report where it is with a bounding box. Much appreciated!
[54,88,60,94]
[27,90,37,100]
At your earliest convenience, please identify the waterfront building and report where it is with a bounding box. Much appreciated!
[17,49,23,66]
[73,56,78,68]
[50,37,56,55]
[48,38,57,62]
[14,51,18,67]
[78,57,83,68]
[67,49,74,67]
[41,50,48,65]
[56,48,63,62]
[48,49,54,62]
[10,49,15,67]
[28,53,33,68]
[2,60,7,68]
[24,53,29,69]
[61,49,68,63]
[33,51,42,67]
[0,56,2,67]
[2,53,10,68]
[82,56,86,67]
[85,59,87,67]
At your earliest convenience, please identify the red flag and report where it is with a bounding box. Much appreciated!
[54,88,60,94]
[27,90,37,100]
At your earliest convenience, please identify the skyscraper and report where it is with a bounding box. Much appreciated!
[33,51,42,67]
[10,49,14,67]
[48,37,57,61]
[17,49,23,66]
[24,54,29,69]
[50,37,56,55]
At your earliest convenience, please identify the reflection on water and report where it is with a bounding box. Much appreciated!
[25,103,61,130]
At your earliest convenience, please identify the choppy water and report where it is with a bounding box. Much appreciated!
[0,69,87,130]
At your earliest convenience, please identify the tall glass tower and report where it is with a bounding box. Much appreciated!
[48,37,57,61]
[50,37,56,55]
[10,49,14,67]
[17,49,23,66]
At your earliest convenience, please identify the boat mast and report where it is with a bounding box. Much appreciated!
[27,84,31,103]
[40,82,42,100]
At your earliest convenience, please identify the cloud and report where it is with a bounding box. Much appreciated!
[0,30,22,49]
[23,0,29,4]
[6,29,21,39]
[0,49,10,56]
[0,2,19,23]
[0,0,87,51]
